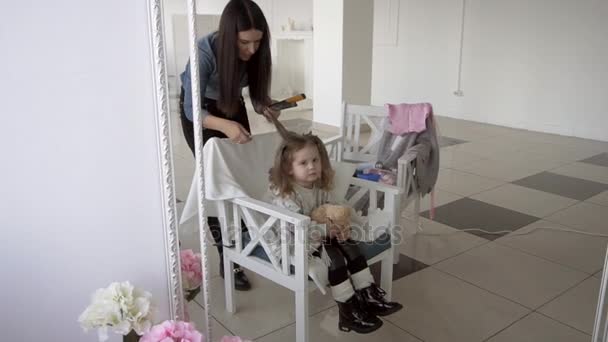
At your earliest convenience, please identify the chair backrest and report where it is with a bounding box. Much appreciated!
[341,102,388,163]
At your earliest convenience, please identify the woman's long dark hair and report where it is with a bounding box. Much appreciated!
[217,0,272,116]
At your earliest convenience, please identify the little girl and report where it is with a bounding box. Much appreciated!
[266,132,402,334]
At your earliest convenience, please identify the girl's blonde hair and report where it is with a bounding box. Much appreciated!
[269,133,334,197]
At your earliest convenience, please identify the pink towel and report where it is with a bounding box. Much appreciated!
[386,103,432,134]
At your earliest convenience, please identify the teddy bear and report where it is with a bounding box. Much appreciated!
[310,204,352,241]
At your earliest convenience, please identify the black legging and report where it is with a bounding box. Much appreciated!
[179,88,251,256]
[323,238,369,286]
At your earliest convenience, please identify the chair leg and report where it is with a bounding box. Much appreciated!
[391,195,403,265]
[224,257,235,313]
[295,289,309,342]
[381,255,394,301]
[392,242,401,264]
[414,194,421,231]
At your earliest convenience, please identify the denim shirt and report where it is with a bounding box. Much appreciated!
[180,32,248,122]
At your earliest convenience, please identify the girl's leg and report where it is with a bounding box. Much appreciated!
[324,239,382,334]
[336,239,403,316]
[324,240,355,302]
[335,240,374,290]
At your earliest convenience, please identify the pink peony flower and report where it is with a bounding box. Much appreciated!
[219,336,252,342]
[140,320,204,342]
[180,250,203,290]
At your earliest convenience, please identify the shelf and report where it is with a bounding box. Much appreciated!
[272,31,313,40]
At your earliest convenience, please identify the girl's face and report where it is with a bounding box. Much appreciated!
[289,144,322,188]
[237,29,263,61]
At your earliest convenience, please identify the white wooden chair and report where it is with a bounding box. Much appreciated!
[180,133,403,342]
[323,102,424,262]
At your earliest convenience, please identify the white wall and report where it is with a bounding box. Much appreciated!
[343,0,374,105]
[163,0,228,98]
[313,0,344,127]
[371,0,608,141]
[0,1,172,341]
[371,0,469,118]
[313,0,375,127]
[272,0,313,32]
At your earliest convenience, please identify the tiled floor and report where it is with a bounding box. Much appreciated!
[173,111,608,341]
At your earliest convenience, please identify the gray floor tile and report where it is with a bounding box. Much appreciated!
[545,202,608,233]
[551,162,608,185]
[404,189,463,214]
[255,307,422,342]
[538,277,601,334]
[455,158,545,182]
[496,220,608,274]
[399,217,488,265]
[485,312,590,342]
[436,168,504,197]
[588,191,608,207]
[581,153,608,167]
[369,253,428,283]
[470,183,577,218]
[435,243,588,309]
[439,136,468,147]
[513,172,608,201]
[385,268,529,342]
[422,198,540,240]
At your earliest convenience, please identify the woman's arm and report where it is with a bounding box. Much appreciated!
[183,42,251,144]
[182,49,213,122]
[202,115,251,144]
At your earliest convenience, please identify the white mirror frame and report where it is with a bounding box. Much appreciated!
[147,0,215,337]
[184,0,214,339]
[147,0,216,338]
[145,0,204,324]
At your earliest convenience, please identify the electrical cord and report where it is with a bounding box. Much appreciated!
[402,213,608,238]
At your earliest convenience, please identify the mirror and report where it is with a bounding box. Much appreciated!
[159,0,320,341]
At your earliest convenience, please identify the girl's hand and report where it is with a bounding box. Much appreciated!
[328,224,341,239]
[336,225,351,242]
[223,121,251,144]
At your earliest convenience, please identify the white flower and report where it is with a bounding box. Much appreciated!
[79,281,156,341]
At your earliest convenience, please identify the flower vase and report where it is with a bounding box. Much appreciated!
[123,330,140,342]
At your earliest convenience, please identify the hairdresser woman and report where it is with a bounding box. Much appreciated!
[180,0,279,291]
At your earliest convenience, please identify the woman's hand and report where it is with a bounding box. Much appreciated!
[203,115,251,144]
[223,121,251,144]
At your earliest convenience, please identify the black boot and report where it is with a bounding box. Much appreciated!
[337,295,383,334]
[219,262,252,291]
[357,284,403,316]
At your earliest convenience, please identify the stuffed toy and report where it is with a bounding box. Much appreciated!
[310,204,352,241]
